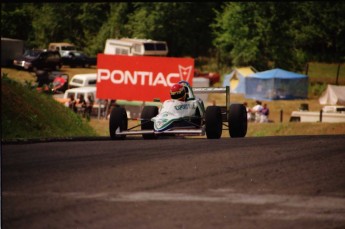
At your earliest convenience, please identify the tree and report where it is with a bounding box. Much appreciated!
[212,2,345,71]
[85,2,133,55]
[1,3,35,43]
[293,2,345,62]
[212,2,270,70]
[125,2,218,57]
[2,2,343,65]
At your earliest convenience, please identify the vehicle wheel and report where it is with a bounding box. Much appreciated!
[141,106,158,139]
[205,106,222,139]
[228,103,247,138]
[109,107,128,140]
[32,66,38,72]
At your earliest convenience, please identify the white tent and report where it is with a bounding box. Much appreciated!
[222,67,256,94]
[319,85,345,105]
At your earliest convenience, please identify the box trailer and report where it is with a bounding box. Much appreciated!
[104,38,168,56]
[1,37,24,67]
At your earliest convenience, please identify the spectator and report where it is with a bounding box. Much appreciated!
[78,94,87,117]
[85,94,94,119]
[260,103,270,123]
[68,94,77,113]
[105,99,117,119]
[252,100,263,123]
[243,102,253,122]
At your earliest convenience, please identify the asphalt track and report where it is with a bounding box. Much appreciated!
[2,135,345,229]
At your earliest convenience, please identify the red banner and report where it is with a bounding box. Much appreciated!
[96,54,194,102]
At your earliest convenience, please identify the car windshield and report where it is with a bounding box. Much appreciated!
[62,46,76,51]
[23,50,42,57]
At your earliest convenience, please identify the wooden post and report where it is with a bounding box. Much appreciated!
[280,109,283,123]
[336,63,340,85]
[319,110,323,122]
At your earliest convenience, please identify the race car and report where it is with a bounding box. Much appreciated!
[109,81,247,140]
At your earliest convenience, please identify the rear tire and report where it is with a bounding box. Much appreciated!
[228,104,247,138]
[205,106,222,139]
[109,107,128,140]
[141,106,158,139]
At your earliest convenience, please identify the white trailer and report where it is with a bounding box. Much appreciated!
[104,38,168,56]
[1,37,24,67]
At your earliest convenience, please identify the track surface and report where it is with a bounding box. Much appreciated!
[2,135,345,229]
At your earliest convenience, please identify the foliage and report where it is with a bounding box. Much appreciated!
[1,73,98,139]
[1,2,344,71]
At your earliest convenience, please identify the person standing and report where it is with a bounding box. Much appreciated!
[77,94,87,117]
[243,102,253,122]
[68,94,77,113]
[260,103,269,123]
[252,100,263,123]
[85,94,94,120]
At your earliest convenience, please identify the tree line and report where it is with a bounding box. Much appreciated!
[1,2,344,71]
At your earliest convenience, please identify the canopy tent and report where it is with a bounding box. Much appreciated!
[245,68,308,100]
[319,85,345,105]
[222,67,256,93]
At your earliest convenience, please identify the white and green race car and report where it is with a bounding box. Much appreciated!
[109,81,247,140]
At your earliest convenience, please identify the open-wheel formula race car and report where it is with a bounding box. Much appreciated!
[109,81,247,140]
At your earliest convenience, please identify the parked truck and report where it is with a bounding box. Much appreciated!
[1,37,24,67]
[48,42,77,57]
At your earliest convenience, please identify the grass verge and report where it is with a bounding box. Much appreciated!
[1,74,98,140]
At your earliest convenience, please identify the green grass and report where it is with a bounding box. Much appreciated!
[307,62,345,81]
[1,73,98,140]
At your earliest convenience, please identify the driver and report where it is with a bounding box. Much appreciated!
[170,83,187,101]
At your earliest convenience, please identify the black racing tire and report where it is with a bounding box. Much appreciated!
[109,107,128,140]
[205,106,222,139]
[141,106,158,139]
[228,103,247,138]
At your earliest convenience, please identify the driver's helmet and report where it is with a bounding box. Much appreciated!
[170,83,186,101]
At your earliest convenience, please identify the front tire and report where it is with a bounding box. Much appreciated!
[205,106,222,139]
[109,107,128,140]
[228,104,247,138]
[141,106,158,139]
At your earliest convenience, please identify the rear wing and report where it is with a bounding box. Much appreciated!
[193,86,230,122]
[193,86,230,111]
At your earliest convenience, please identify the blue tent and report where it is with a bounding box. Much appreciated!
[245,68,308,100]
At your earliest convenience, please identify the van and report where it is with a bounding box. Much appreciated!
[69,73,97,88]
[62,87,105,116]
[104,38,168,56]
[63,87,97,103]
[48,42,77,57]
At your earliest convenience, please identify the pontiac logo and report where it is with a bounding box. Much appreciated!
[98,65,193,87]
